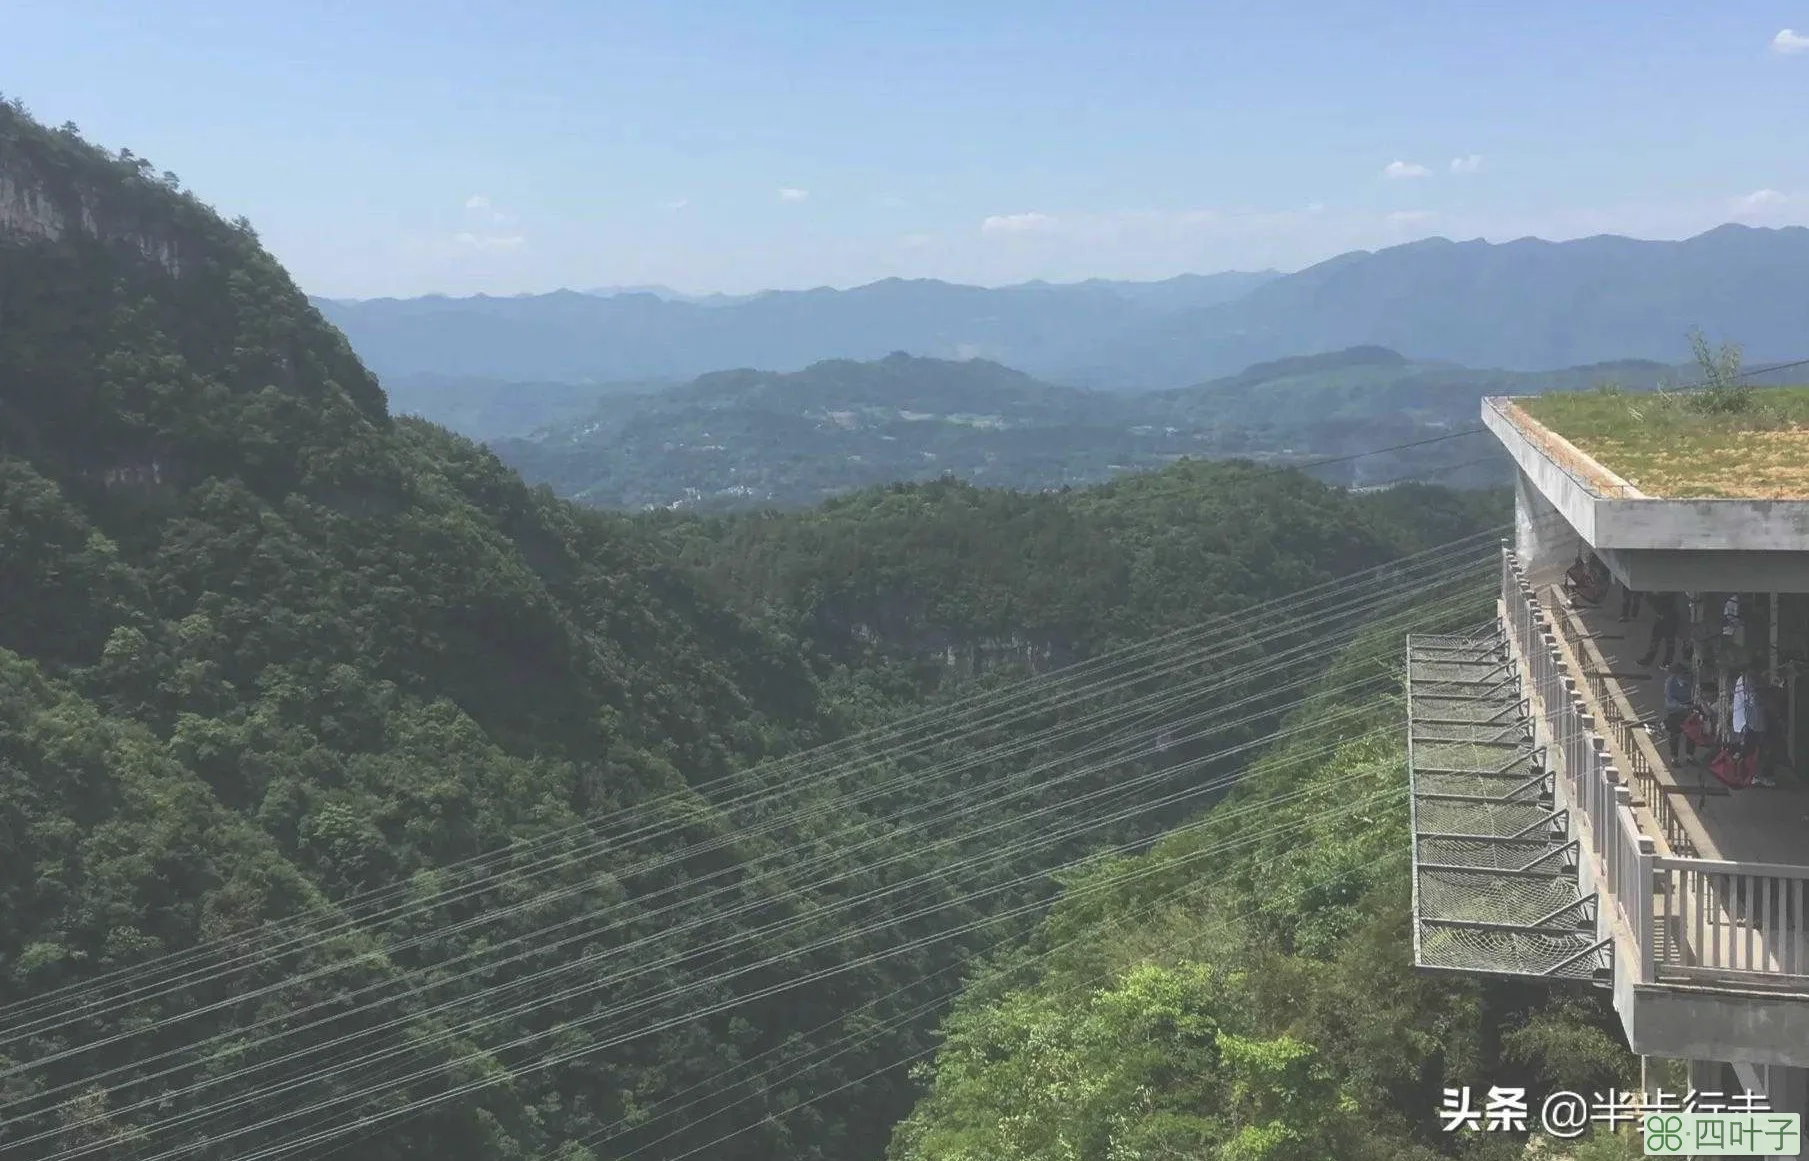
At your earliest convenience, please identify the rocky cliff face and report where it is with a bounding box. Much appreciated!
[0,131,184,274]
[0,97,388,497]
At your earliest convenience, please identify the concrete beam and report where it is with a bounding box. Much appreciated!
[1601,548,1809,593]
[1486,399,1809,591]
[1617,980,1809,1068]
[1595,499,1809,554]
[1517,470,1580,577]
[1485,402,1601,544]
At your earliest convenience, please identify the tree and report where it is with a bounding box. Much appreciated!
[1688,329,1751,415]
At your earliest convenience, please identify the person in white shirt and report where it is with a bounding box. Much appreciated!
[1733,667,1776,788]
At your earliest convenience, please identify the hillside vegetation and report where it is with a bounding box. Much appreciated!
[381,373,670,441]
[655,469,1506,664]
[486,350,1681,511]
[886,694,1642,1161]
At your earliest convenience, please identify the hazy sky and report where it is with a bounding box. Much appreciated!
[6,1,1808,298]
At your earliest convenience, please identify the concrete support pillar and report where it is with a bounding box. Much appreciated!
[1689,1058,1729,1097]
[1724,1062,1808,1161]
[1514,467,1573,577]
[1791,666,1800,769]
[1764,1065,1809,1161]
[1771,592,1781,684]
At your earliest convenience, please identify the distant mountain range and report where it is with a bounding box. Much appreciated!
[317,225,1809,390]
[314,271,1276,388]
[1061,224,1809,388]
[483,349,1685,511]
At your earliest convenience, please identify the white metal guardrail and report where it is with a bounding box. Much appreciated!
[1502,545,1809,987]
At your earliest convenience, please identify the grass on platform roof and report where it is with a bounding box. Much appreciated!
[1516,386,1809,499]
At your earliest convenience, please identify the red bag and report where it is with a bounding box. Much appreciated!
[1709,745,1757,789]
[1682,711,1711,747]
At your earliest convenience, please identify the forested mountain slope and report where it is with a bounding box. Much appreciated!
[488,349,1681,511]
[887,666,1641,1161]
[380,372,670,441]
[0,98,875,1160]
[656,470,1508,668]
[0,97,1568,1161]
[490,353,1151,509]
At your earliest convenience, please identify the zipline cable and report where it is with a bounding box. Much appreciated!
[0,534,1497,1069]
[3,561,1501,1152]
[0,523,1506,1034]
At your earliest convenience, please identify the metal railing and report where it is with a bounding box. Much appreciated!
[1546,603,1698,858]
[1500,544,1809,987]
[1652,857,1809,982]
[1503,544,1655,980]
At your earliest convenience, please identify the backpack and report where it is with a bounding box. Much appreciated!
[1565,559,1606,605]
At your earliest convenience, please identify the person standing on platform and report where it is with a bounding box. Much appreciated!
[1639,591,1681,668]
[1734,666,1776,789]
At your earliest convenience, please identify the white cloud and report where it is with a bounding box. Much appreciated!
[1734,188,1789,209]
[876,195,910,209]
[1728,189,1798,220]
[464,195,514,225]
[1383,160,1432,179]
[778,187,809,203]
[1772,28,1809,53]
[1449,154,1484,174]
[981,211,1060,234]
[661,197,690,212]
[899,232,934,249]
[1385,210,1438,226]
[453,232,525,252]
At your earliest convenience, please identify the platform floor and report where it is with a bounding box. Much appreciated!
[1551,584,1809,867]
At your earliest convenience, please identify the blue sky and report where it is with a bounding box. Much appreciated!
[6,0,1808,297]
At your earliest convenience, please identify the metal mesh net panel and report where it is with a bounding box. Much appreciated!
[1412,695,1521,725]
[1416,926,1607,982]
[1414,770,1544,800]
[1416,797,1554,837]
[1419,868,1583,926]
[1413,740,1536,774]
[1413,722,1532,746]
[1408,628,1612,982]
[1420,836,1561,871]
[1411,660,1509,684]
